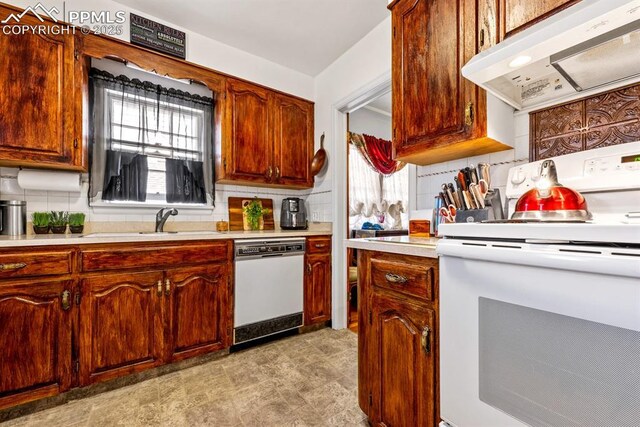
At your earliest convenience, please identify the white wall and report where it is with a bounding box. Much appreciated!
[349,108,391,141]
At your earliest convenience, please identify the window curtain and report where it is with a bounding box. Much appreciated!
[89,68,215,205]
[348,139,409,230]
[350,132,405,176]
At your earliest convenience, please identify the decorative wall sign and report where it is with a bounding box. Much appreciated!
[530,83,640,160]
[130,13,186,59]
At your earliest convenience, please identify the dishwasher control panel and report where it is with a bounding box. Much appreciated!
[235,239,306,258]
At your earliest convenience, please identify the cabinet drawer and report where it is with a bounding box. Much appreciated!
[371,258,434,302]
[306,236,331,254]
[81,241,231,272]
[0,250,73,279]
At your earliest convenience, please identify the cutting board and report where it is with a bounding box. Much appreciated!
[228,197,275,231]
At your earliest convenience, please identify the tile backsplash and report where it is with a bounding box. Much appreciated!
[0,167,333,227]
[416,111,530,211]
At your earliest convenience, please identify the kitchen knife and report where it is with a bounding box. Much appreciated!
[469,165,479,185]
[448,183,461,209]
[463,168,473,188]
[478,162,491,189]
[470,183,485,209]
[439,192,449,208]
[457,171,467,191]
[465,190,477,209]
[440,186,453,207]
[444,183,457,209]
[454,177,466,210]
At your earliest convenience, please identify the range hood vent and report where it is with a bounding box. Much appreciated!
[462,0,640,110]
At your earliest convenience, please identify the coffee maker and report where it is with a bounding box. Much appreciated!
[280,198,308,230]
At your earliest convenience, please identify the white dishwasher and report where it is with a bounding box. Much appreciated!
[233,238,305,344]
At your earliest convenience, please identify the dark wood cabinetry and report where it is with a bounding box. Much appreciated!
[499,0,580,39]
[359,250,439,426]
[79,271,165,385]
[219,78,315,189]
[0,278,73,409]
[166,264,231,362]
[389,0,510,166]
[0,240,233,410]
[272,94,314,188]
[0,6,83,171]
[304,237,332,325]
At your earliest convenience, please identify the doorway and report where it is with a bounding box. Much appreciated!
[343,85,415,332]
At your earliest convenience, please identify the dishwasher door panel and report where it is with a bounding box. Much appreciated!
[234,254,304,327]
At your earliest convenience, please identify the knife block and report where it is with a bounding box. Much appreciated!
[455,189,504,223]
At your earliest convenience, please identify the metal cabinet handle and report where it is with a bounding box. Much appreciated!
[61,290,71,311]
[465,102,474,126]
[314,244,326,249]
[275,166,280,179]
[157,280,162,296]
[479,28,485,47]
[307,263,312,274]
[266,166,273,180]
[0,262,27,271]
[385,273,408,284]
[421,326,431,354]
[165,279,171,296]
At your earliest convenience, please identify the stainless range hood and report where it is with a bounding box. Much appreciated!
[462,0,640,110]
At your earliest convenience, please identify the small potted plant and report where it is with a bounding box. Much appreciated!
[68,212,85,234]
[31,212,51,235]
[243,197,272,231]
[50,211,69,234]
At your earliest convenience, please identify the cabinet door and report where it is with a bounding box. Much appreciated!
[304,253,332,325]
[272,94,314,188]
[370,293,436,427]
[224,79,273,183]
[0,12,79,169]
[500,0,580,39]
[0,279,73,410]
[79,272,164,385]
[166,265,230,361]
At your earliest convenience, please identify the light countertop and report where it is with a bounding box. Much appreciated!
[0,229,332,248]
[345,236,439,258]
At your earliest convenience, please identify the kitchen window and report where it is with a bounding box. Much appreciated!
[89,68,215,207]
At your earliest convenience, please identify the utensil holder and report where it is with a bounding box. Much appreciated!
[455,189,504,223]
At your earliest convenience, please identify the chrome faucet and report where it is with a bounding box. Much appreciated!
[155,208,178,232]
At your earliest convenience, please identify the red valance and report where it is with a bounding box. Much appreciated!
[350,132,405,176]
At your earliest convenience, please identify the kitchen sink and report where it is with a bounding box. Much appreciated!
[81,231,220,238]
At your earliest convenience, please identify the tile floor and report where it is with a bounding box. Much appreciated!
[2,328,365,427]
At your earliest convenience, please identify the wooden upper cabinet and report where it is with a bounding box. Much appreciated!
[272,94,314,188]
[500,0,581,40]
[223,79,273,183]
[220,79,315,189]
[389,0,511,165]
[0,8,82,171]
[79,271,165,385]
[166,264,230,362]
[0,279,73,410]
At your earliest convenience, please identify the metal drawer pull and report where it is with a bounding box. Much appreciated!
[421,326,431,354]
[61,290,71,311]
[0,262,27,271]
[157,280,162,296]
[314,244,327,248]
[165,279,171,296]
[385,273,408,284]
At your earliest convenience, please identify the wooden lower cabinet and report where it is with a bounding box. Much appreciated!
[370,294,436,426]
[0,279,73,409]
[359,250,439,427]
[79,271,165,385]
[304,251,332,326]
[166,265,231,362]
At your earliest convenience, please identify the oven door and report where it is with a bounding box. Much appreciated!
[437,239,640,427]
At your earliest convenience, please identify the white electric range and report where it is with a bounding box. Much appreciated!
[437,142,640,427]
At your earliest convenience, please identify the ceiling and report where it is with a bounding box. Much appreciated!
[116,0,390,76]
